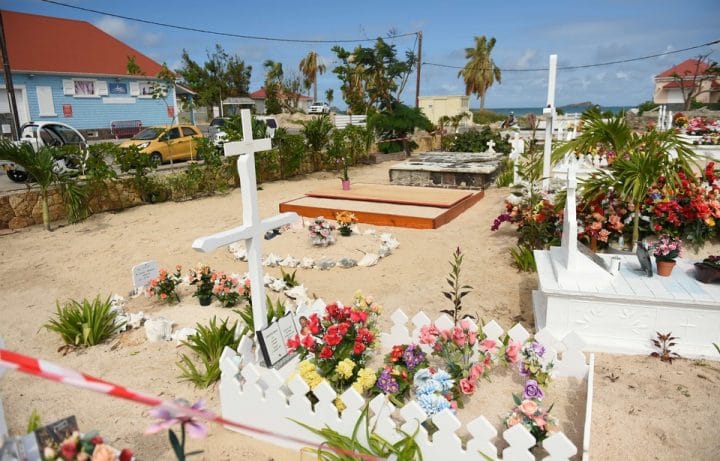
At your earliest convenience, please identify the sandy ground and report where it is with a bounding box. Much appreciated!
[0,161,719,460]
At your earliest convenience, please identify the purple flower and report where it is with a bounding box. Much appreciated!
[402,345,426,369]
[523,380,545,400]
[145,399,210,439]
[530,342,546,357]
[376,368,399,394]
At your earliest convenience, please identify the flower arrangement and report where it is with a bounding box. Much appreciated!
[308,216,336,247]
[700,255,720,269]
[518,341,555,387]
[296,359,376,411]
[287,292,381,392]
[375,344,428,405]
[335,211,357,237]
[504,381,559,446]
[419,319,495,400]
[650,234,682,261]
[673,112,688,128]
[578,191,629,248]
[147,265,183,303]
[188,264,214,304]
[41,431,133,461]
[412,367,456,418]
[211,272,242,308]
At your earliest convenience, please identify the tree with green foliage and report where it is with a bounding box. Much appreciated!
[176,44,252,111]
[368,102,433,155]
[301,114,334,170]
[299,51,326,103]
[458,36,502,109]
[332,38,416,114]
[263,59,284,114]
[325,88,334,106]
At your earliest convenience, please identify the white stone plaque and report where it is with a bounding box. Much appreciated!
[131,260,159,289]
[256,313,298,368]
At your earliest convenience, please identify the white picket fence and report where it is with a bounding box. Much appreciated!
[219,310,594,460]
[334,114,367,129]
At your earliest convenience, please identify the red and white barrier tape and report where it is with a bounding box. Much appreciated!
[0,348,381,461]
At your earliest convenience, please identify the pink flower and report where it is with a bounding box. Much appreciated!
[469,362,484,381]
[419,325,439,344]
[506,414,522,427]
[452,326,466,346]
[459,378,476,395]
[519,399,539,416]
[460,318,472,330]
[505,341,521,364]
[532,415,547,428]
[478,339,498,354]
[145,399,210,439]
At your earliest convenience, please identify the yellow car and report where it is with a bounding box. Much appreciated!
[120,124,203,163]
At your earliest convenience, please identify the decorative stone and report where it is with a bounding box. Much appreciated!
[299,257,315,269]
[262,253,283,267]
[357,253,380,267]
[172,327,197,345]
[378,246,392,258]
[144,317,174,342]
[268,278,287,292]
[316,259,335,271]
[337,258,357,268]
[279,255,300,268]
[380,233,400,250]
[284,285,311,305]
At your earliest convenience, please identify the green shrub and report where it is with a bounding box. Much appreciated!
[495,158,514,187]
[235,296,286,337]
[442,126,511,154]
[177,317,242,388]
[637,100,659,116]
[510,245,537,272]
[44,295,123,348]
[472,109,506,125]
[274,128,306,179]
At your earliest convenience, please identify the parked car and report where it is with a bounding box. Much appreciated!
[209,115,278,148]
[120,124,203,163]
[0,121,87,182]
[307,102,330,114]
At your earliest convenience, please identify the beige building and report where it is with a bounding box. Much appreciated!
[654,58,720,106]
[418,95,473,125]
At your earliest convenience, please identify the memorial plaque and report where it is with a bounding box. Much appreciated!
[577,241,611,273]
[636,243,653,277]
[256,312,299,368]
[132,260,159,289]
[35,416,79,452]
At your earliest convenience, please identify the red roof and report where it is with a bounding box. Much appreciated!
[2,10,164,77]
[663,80,697,89]
[250,87,312,100]
[656,58,712,78]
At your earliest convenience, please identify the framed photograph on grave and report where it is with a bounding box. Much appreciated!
[636,242,653,277]
[256,312,299,368]
[34,416,79,452]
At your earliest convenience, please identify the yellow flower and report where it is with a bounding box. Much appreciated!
[305,372,323,389]
[352,382,364,394]
[335,358,356,379]
[334,397,346,412]
[299,360,316,374]
[356,368,377,390]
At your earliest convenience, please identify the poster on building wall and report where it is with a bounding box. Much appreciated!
[62,105,73,117]
[109,82,128,95]
[167,106,174,118]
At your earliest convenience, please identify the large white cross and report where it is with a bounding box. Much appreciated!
[542,54,558,191]
[192,109,298,332]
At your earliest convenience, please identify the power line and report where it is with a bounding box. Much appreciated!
[38,0,419,44]
[424,39,720,72]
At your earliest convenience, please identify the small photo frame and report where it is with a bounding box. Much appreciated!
[109,82,128,95]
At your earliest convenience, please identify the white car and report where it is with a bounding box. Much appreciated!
[1,121,87,182]
[307,102,330,114]
[209,116,277,148]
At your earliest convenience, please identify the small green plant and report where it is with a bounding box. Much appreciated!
[280,268,299,288]
[27,409,42,433]
[44,295,123,350]
[494,158,514,187]
[235,296,286,337]
[440,247,473,324]
[510,245,537,272]
[651,332,681,363]
[177,317,242,387]
[293,404,423,460]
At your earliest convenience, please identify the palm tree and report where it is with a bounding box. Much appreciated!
[263,59,284,83]
[298,51,326,103]
[458,36,502,109]
[558,110,697,250]
[0,140,58,230]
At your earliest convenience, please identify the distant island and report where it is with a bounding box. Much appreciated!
[558,101,595,111]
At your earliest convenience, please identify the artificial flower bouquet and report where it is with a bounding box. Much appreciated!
[308,216,336,247]
[650,234,682,261]
[211,271,242,307]
[699,255,720,269]
[504,380,559,446]
[187,263,214,303]
[146,265,182,303]
[335,211,357,237]
[375,344,429,405]
[40,431,133,461]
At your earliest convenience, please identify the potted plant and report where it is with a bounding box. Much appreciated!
[694,255,720,283]
[339,157,350,190]
[308,216,335,247]
[335,211,357,236]
[650,234,682,277]
[188,264,214,306]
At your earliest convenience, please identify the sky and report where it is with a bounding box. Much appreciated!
[5,0,720,109]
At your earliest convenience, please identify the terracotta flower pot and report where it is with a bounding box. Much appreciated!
[694,262,720,283]
[656,259,676,277]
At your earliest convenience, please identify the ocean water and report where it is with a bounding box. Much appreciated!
[485,106,632,116]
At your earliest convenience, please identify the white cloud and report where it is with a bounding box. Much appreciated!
[515,49,537,68]
[94,16,163,50]
[615,71,629,80]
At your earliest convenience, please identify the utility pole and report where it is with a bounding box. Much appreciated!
[415,31,422,108]
[0,11,20,140]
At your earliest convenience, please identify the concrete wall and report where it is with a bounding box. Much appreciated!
[418,95,471,125]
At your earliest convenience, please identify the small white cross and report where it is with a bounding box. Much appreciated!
[485,139,496,153]
[192,109,298,332]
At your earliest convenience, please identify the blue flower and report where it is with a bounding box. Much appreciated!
[432,369,454,392]
[416,380,440,396]
[416,394,451,417]
[413,368,433,387]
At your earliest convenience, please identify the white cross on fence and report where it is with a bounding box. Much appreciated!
[192,109,299,332]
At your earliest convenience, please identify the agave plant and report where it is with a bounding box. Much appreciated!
[177,317,241,388]
[44,295,123,351]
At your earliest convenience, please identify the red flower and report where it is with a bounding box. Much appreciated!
[301,334,315,349]
[324,332,342,346]
[337,322,350,336]
[390,345,404,362]
[59,440,78,460]
[353,342,366,355]
[356,327,374,344]
[319,346,333,358]
[287,334,300,351]
[325,303,340,320]
[91,435,104,445]
[350,309,368,323]
[120,449,134,461]
[308,314,320,334]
